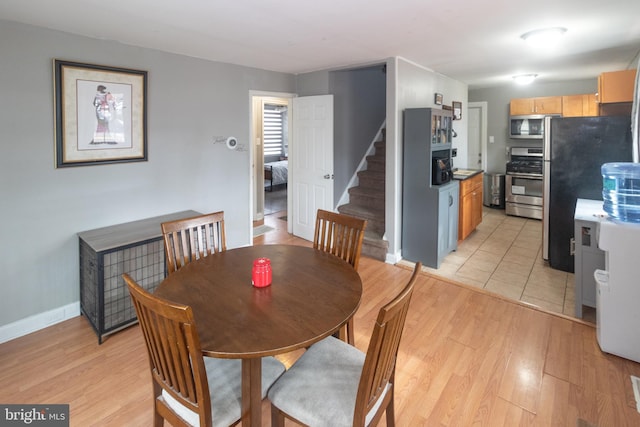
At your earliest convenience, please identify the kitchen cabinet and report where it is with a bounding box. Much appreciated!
[438,183,460,259]
[402,108,458,269]
[597,69,637,104]
[562,94,598,117]
[510,96,562,115]
[574,199,606,319]
[458,172,483,242]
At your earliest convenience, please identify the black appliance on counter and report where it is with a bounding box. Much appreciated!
[432,154,452,185]
[542,115,633,273]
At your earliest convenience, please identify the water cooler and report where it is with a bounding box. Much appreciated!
[594,219,640,363]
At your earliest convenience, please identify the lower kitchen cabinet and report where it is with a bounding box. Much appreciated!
[438,182,460,262]
[574,199,606,318]
[458,173,483,241]
[402,180,459,269]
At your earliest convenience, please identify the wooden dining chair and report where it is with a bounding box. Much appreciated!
[314,209,367,270]
[161,211,226,275]
[267,262,421,427]
[313,209,367,345]
[123,273,285,427]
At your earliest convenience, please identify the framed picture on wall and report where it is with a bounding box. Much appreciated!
[452,101,462,120]
[53,60,147,167]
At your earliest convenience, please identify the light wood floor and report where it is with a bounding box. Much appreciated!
[1,211,639,426]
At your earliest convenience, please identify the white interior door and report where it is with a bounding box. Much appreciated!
[291,95,334,241]
[468,102,487,171]
[467,106,481,169]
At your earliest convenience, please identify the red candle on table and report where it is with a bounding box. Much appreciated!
[252,258,272,287]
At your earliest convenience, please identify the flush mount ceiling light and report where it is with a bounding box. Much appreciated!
[513,74,538,85]
[520,27,567,44]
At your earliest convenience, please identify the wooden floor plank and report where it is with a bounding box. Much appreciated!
[1,213,639,426]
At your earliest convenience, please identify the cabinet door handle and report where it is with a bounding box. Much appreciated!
[449,194,453,206]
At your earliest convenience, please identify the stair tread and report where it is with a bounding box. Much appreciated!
[364,229,386,241]
[340,128,387,262]
[339,203,383,219]
[349,186,385,198]
[358,170,384,182]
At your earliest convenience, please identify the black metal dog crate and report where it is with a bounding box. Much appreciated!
[78,211,199,343]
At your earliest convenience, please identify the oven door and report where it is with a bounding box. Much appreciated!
[505,173,543,219]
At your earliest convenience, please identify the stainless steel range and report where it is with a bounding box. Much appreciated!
[505,147,543,219]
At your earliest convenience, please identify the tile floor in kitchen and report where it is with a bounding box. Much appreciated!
[266,188,594,323]
[405,206,596,323]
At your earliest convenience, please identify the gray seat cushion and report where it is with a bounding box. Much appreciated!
[268,336,373,427]
[162,356,285,427]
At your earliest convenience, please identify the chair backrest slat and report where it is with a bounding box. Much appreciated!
[123,274,213,423]
[313,209,367,270]
[161,211,226,275]
[353,263,420,425]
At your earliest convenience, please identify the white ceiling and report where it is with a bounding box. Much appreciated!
[2,0,639,89]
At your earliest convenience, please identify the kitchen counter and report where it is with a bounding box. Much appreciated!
[453,169,483,180]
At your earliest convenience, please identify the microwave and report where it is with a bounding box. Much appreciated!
[509,115,547,139]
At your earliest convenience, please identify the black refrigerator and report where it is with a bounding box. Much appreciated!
[542,115,633,273]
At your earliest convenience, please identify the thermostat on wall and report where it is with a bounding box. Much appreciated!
[226,137,238,150]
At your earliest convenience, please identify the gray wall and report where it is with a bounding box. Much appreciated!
[469,79,597,173]
[387,58,469,260]
[295,71,331,96]
[0,20,295,331]
[296,58,469,262]
[331,66,387,196]
[295,66,387,206]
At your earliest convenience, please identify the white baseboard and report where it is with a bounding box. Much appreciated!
[386,251,402,264]
[0,302,80,344]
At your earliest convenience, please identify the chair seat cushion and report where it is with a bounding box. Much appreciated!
[162,356,285,427]
[268,336,369,427]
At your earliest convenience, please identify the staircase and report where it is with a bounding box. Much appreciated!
[338,135,388,261]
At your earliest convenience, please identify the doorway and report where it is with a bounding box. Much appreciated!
[251,94,292,226]
[263,102,289,219]
[467,101,488,171]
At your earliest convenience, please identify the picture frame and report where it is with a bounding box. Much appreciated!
[452,101,462,120]
[54,60,147,167]
[434,93,443,105]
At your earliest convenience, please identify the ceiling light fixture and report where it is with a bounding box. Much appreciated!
[513,74,538,85]
[520,27,567,45]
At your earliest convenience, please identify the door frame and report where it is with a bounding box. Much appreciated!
[468,101,488,172]
[249,91,296,235]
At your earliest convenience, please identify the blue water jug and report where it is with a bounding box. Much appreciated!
[602,162,640,223]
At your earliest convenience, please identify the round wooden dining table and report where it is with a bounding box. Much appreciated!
[154,244,363,427]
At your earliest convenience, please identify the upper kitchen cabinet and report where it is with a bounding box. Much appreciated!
[510,96,563,115]
[562,94,598,117]
[597,69,637,104]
